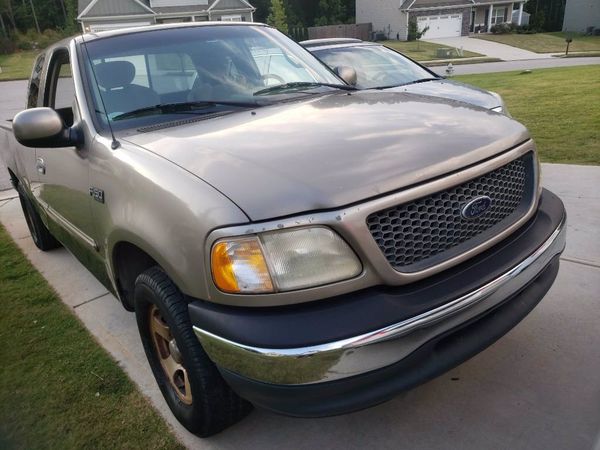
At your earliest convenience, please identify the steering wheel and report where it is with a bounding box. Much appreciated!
[262,73,285,85]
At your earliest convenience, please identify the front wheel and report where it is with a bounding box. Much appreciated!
[134,267,252,437]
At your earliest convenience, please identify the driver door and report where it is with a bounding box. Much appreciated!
[35,47,98,266]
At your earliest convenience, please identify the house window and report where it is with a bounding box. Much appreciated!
[220,14,242,22]
[491,7,506,25]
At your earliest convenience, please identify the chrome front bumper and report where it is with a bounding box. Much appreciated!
[194,214,566,386]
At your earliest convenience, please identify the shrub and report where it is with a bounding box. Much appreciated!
[3,29,69,54]
[490,23,516,34]
[516,24,538,34]
[407,19,429,41]
[0,37,17,55]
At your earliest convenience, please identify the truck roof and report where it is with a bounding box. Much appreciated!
[78,21,269,42]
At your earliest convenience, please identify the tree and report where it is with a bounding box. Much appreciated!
[267,0,288,34]
[407,19,428,47]
[315,0,346,26]
[525,0,566,31]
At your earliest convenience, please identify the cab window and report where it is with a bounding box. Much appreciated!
[27,53,45,109]
[45,49,76,127]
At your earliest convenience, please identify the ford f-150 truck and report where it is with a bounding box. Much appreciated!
[0,23,566,437]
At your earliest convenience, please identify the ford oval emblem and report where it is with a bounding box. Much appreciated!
[461,196,492,219]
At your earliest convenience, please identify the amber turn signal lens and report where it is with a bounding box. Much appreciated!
[211,238,274,294]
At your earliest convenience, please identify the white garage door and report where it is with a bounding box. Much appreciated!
[417,14,462,38]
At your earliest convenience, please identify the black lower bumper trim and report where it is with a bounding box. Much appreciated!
[220,255,560,417]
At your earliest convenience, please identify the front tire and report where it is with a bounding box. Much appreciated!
[134,267,252,437]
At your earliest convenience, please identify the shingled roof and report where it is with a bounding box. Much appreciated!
[79,0,255,20]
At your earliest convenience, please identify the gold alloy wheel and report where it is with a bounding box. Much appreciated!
[149,304,193,405]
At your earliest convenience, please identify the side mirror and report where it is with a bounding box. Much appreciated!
[13,107,82,148]
[334,66,358,86]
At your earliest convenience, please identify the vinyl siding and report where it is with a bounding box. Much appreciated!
[150,0,208,6]
[357,0,409,40]
[563,0,600,33]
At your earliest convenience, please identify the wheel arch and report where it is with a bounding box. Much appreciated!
[110,235,190,312]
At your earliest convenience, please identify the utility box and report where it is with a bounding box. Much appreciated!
[435,48,454,58]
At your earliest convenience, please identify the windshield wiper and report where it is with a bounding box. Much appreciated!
[112,100,260,121]
[374,77,440,90]
[253,82,356,96]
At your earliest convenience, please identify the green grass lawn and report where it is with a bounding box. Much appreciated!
[474,32,600,53]
[0,51,39,81]
[382,40,484,61]
[455,65,600,165]
[0,224,184,450]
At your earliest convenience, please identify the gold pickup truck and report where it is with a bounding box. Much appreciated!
[0,23,566,437]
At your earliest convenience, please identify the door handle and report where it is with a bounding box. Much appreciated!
[36,157,46,175]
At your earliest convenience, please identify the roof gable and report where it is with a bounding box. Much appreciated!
[402,0,526,8]
[80,0,153,18]
[209,0,255,11]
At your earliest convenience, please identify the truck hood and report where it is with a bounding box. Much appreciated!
[122,91,529,221]
[385,79,500,110]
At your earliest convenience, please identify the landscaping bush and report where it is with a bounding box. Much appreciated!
[0,37,17,55]
[516,24,538,34]
[490,23,516,34]
[3,29,69,53]
[407,19,429,42]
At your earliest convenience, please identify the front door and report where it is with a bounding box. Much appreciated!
[35,48,98,266]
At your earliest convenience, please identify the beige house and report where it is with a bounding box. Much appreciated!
[356,0,527,40]
[78,0,256,33]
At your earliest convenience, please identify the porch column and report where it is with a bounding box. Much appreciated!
[487,3,493,31]
[517,2,523,25]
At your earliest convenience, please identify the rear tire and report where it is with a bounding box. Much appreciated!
[17,185,61,251]
[134,266,252,437]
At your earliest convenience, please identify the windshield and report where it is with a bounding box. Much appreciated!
[82,25,343,130]
[311,45,435,90]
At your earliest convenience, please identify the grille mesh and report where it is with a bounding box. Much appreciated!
[367,154,533,272]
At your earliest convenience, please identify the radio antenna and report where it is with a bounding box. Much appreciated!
[81,37,120,149]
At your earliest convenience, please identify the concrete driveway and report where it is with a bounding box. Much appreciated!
[424,36,553,60]
[1,163,599,450]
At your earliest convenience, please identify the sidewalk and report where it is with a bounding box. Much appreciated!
[1,163,599,450]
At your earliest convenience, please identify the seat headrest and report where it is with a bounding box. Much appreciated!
[95,61,136,90]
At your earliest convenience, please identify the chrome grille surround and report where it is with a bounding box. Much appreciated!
[367,153,535,272]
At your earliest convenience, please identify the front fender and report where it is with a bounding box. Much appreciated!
[90,136,249,301]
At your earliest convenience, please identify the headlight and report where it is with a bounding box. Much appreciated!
[489,91,511,117]
[211,227,362,294]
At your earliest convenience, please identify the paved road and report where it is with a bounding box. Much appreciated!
[1,163,599,450]
[431,57,600,76]
[0,80,27,190]
[424,36,553,61]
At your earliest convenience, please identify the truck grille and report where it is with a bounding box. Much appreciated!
[367,152,535,273]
